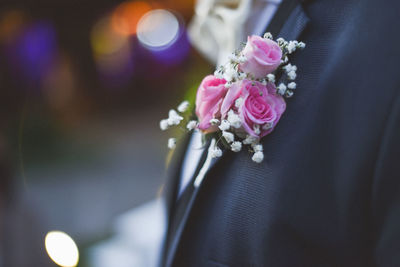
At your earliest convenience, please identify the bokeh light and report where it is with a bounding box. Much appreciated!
[0,9,25,43]
[137,9,190,65]
[0,0,207,266]
[111,1,152,36]
[91,16,134,86]
[91,16,129,56]
[137,9,179,49]
[42,55,76,110]
[45,231,79,267]
[5,21,58,83]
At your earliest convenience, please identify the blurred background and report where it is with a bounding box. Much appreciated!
[0,0,214,265]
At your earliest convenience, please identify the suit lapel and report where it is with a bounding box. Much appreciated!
[276,1,310,41]
[164,149,231,267]
[164,2,311,266]
[184,0,311,188]
[163,132,191,221]
[192,0,310,177]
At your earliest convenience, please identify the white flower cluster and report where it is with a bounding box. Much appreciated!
[287,40,306,54]
[214,33,305,101]
[209,144,223,158]
[275,36,305,98]
[160,32,305,163]
[186,120,198,130]
[263,32,273,39]
[168,138,176,149]
[214,50,247,87]
[160,101,198,149]
[276,62,298,97]
[205,115,264,162]
[227,110,242,128]
[242,135,264,162]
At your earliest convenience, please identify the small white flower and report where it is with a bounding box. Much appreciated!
[284,64,297,73]
[285,90,294,98]
[287,70,297,80]
[287,41,298,54]
[262,122,273,130]
[228,54,238,63]
[210,118,220,125]
[283,65,289,72]
[238,72,246,79]
[277,83,287,95]
[167,109,183,126]
[267,73,275,83]
[227,110,242,128]
[210,145,222,158]
[231,141,242,152]
[177,101,190,113]
[186,120,198,130]
[298,41,306,49]
[214,70,223,79]
[253,124,261,135]
[252,143,263,152]
[219,120,230,131]
[263,32,273,39]
[252,151,264,163]
[223,65,238,82]
[160,119,169,131]
[222,131,235,143]
[277,37,285,45]
[288,82,297,90]
[235,98,244,108]
[238,55,247,63]
[243,135,259,145]
[168,138,176,149]
[168,109,179,118]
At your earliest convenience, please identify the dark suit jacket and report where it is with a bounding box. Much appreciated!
[162,0,400,266]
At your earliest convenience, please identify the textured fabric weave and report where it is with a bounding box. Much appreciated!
[162,0,400,266]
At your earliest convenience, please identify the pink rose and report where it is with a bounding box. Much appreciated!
[239,36,282,79]
[220,82,243,117]
[220,79,286,137]
[195,75,228,131]
[239,80,286,137]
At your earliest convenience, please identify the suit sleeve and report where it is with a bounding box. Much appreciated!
[372,90,400,266]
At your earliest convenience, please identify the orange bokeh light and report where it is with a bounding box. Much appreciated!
[0,10,25,42]
[111,1,152,36]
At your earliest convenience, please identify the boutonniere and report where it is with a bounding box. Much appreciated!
[160,32,305,163]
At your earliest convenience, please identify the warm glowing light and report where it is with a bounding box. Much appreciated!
[43,56,76,110]
[137,9,179,49]
[90,15,134,84]
[45,231,79,267]
[0,10,25,42]
[91,17,129,55]
[94,44,132,74]
[111,1,152,36]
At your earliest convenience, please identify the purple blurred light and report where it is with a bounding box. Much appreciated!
[5,21,57,83]
[97,52,135,88]
[146,26,190,65]
[136,10,190,66]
